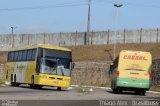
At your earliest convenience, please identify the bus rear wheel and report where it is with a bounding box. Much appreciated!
[30,76,36,89]
[112,81,118,93]
[36,85,43,89]
[11,74,15,87]
[141,90,146,96]
[135,90,146,96]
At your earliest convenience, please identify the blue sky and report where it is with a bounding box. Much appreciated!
[0,0,160,34]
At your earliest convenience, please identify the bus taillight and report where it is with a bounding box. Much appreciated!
[117,71,119,76]
[149,73,152,79]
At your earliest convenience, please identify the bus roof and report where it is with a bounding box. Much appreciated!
[8,44,71,52]
[120,50,151,54]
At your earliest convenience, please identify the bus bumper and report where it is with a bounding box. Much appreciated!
[116,77,151,89]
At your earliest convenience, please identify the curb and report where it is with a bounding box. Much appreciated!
[71,85,160,94]
[71,85,111,90]
[0,84,6,87]
[147,91,160,94]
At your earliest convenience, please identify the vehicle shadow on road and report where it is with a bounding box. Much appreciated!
[133,95,160,100]
[18,85,68,92]
[106,90,139,96]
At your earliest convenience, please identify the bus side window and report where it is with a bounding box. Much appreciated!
[27,49,32,61]
[18,51,23,61]
[22,50,27,61]
[10,52,14,62]
[8,52,11,62]
[14,51,18,61]
[36,58,41,73]
[31,49,36,60]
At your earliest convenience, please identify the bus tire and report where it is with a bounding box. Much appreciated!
[30,76,36,89]
[111,80,114,91]
[113,88,117,93]
[112,81,118,93]
[141,90,146,96]
[37,85,43,89]
[14,74,19,87]
[10,74,15,87]
[57,87,62,91]
[135,90,141,95]
[118,89,122,94]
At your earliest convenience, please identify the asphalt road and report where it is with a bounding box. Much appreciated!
[0,85,159,106]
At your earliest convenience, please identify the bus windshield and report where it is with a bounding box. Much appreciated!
[40,57,71,76]
[37,48,72,77]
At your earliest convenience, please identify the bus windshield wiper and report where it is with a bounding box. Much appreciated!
[49,66,57,75]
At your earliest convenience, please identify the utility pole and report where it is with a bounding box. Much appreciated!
[10,27,14,35]
[113,3,123,60]
[10,26,16,48]
[87,0,91,33]
[86,0,91,45]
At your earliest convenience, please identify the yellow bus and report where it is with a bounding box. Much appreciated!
[109,50,152,95]
[6,44,73,90]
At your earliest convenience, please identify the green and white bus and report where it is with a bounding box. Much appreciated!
[109,50,152,95]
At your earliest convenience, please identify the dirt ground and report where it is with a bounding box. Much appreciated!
[68,43,160,62]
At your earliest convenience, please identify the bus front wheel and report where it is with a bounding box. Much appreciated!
[30,76,36,89]
[57,87,62,91]
[14,74,19,87]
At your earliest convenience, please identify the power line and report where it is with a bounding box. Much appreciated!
[123,2,160,9]
[0,1,88,11]
[92,0,160,9]
[0,0,160,12]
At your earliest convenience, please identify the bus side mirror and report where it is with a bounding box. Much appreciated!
[70,62,75,70]
[72,62,75,70]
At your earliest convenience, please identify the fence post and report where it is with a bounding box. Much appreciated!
[75,31,77,46]
[91,30,94,45]
[21,34,23,44]
[140,28,142,43]
[12,35,14,48]
[157,28,159,43]
[107,29,110,44]
[44,32,46,44]
[59,32,61,46]
[124,29,126,44]
[84,32,87,45]
[28,34,30,45]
